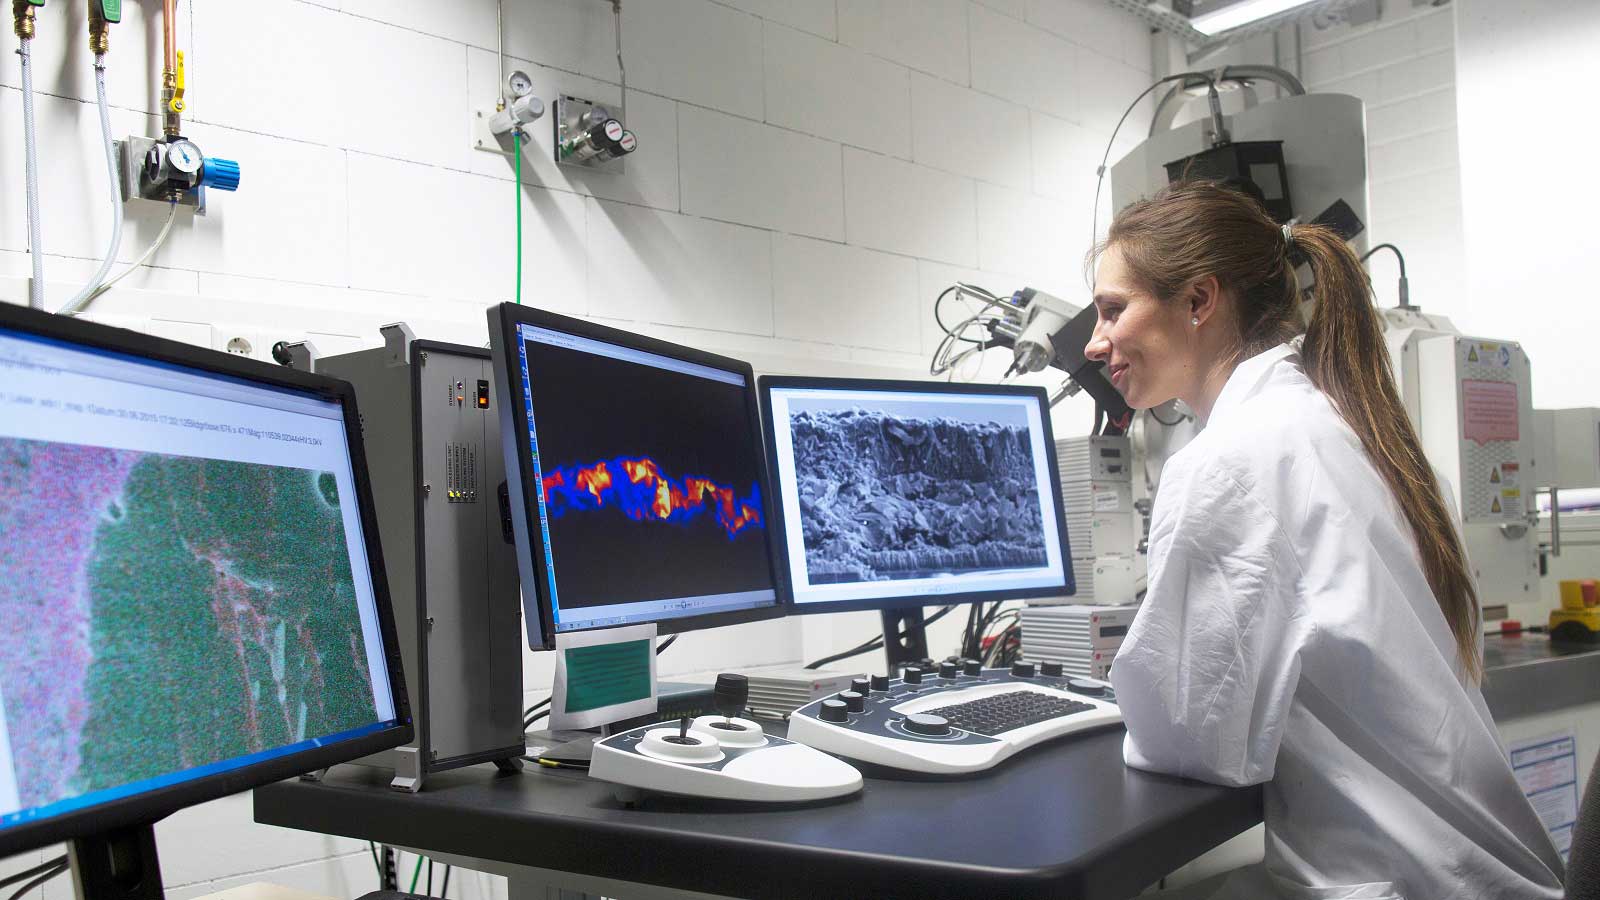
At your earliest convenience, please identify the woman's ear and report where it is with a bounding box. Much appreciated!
[1189,275,1223,327]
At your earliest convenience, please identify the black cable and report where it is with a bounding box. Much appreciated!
[0,856,67,891]
[1092,403,1105,437]
[522,696,552,718]
[1091,72,1217,244]
[524,708,549,729]
[805,606,954,669]
[1358,242,1406,278]
[1358,242,1411,309]
[934,285,1001,345]
[656,634,677,654]
[440,865,453,898]
[367,842,381,880]
[426,859,433,896]
[5,861,67,900]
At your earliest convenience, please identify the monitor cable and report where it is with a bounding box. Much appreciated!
[1358,242,1411,309]
[804,606,955,670]
[3,857,68,900]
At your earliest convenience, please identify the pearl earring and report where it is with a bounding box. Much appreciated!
[1191,316,1200,326]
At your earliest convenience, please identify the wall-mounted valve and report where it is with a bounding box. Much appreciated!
[118,135,240,213]
[555,95,637,170]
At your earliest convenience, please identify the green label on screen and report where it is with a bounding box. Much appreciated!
[564,640,651,713]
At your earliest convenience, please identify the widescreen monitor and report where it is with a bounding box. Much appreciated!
[0,303,410,858]
[760,377,1074,615]
[488,304,784,636]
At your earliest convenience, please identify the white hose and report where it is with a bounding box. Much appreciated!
[59,54,125,317]
[18,38,46,310]
[86,200,178,302]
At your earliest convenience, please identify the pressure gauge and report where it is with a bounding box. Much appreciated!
[165,139,203,176]
[506,70,534,99]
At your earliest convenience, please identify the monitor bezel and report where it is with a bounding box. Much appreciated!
[488,304,787,638]
[0,302,413,857]
[758,374,1076,616]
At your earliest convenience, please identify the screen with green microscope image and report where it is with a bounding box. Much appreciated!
[0,325,397,831]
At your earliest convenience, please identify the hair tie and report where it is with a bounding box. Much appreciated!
[1281,223,1295,246]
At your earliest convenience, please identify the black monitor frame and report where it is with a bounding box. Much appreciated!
[487,303,787,639]
[758,375,1075,665]
[0,302,413,861]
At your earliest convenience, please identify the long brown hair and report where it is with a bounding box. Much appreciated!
[1099,181,1481,680]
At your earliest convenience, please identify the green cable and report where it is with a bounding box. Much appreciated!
[513,129,523,305]
[408,854,425,894]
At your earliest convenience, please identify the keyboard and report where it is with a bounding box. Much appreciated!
[785,663,1122,776]
[922,691,1097,737]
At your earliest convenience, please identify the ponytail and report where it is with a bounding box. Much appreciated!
[1295,226,1482,680]
[1100,182,1483,681]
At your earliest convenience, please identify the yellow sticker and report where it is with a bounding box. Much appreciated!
[1491,496,1502,514]
[1490,466,1501,483]
[1468,346,1480,363]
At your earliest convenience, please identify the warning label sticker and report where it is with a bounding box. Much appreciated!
[1466,341,1512,369]
[1492,496,1503,514]
[1463,379,1519,445]
[1093,489,1121,512]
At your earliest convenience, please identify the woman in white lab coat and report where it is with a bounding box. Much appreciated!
[1085,181,1565,899]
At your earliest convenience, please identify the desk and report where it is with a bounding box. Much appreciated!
[255,727,1260,900]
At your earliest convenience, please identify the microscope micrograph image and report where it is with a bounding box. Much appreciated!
[0,438,378,812]
[788,403,1049,584]
[541,455,763,539]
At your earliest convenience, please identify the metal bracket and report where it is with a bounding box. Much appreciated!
[554,95,626,174]
[389,746,423,793]
[116,136,207,214]
[279,340,320,373]
[381,322,417,368]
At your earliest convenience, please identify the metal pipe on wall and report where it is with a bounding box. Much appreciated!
[161,0,180,137]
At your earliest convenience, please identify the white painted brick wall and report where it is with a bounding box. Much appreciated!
[1292,2,1465,312]
[0,0,1155,895]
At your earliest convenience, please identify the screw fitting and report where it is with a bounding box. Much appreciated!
[13,1,36,41]
[89,8,110,54]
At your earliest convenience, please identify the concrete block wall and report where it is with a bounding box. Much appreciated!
[1294,1,1463,312]
[1,1,1155,896]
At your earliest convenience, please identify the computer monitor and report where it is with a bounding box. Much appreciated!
[0,303,410,886]
[759,377,1074,645]
[488,304,785,638]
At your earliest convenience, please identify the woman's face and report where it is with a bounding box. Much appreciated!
[1084,244,1198,410]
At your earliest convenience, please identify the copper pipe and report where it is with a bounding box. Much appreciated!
[13,1,37,40]
[164,0,177,73]
[161,0,181,137]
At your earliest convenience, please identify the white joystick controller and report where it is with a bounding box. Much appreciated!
[638,716,723,764]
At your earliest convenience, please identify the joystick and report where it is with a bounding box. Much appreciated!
[714,673,748,724]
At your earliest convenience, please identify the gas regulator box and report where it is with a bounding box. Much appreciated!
[318,324,525,791]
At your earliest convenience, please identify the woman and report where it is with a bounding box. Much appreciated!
[1087,182,1564,899]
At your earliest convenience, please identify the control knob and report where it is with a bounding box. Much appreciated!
[938,661,958,679]
[903,667,924,685]
[869,674,890,692]
[1068,678,1108,697]
[962,659,983,676]
[1011,661,1036,678]
[839,690,866,713]
[851,677,871,696]
[1040,661,1063,677]
[904,714,951,736]
[819,698,849,723]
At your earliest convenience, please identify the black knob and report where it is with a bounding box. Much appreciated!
[904,713,951,736]
[938,661,958,679]
[962,659,982,676]
[1011,661,1036,678]
[840,690,866,712]
[713,673,748,719]
[851,677,871,695]
[1041,661,1063,677]
[869,674,890,692]
[819,698,849,723]
[903,667,924,685]
[1068,678,1107,697]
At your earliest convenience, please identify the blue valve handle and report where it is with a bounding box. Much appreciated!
[200,157,241,192]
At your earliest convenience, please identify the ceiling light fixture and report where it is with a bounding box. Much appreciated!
[1189,0,1319,35]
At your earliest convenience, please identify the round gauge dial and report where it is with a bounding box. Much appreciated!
[165,139,203,176]
[506,70,534,98]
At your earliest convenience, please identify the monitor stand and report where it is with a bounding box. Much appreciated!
[881,608,930,674]
[68,822,163,900]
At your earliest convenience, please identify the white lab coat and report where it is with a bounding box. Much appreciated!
[1112,344,1565,900]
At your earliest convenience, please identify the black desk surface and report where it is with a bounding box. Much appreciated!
[255,727,1261,900]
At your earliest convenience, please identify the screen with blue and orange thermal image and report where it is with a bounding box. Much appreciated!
[514,324,778,632]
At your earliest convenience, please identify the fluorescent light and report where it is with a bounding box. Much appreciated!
[1190,0,1318,35]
